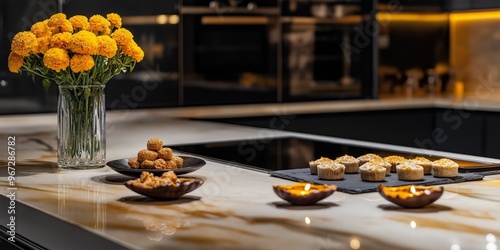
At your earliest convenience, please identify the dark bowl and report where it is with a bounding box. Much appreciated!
[378,185,444,208]
[107,156,206,178]
[273,183,337,206]
[125,177,204,200]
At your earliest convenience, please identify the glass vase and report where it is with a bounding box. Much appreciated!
[58,85,106,169]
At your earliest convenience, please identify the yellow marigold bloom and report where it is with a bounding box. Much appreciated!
[37,35,51,54]
[97,35,117,58]
[88,15,111,35]
[69,30,98,55]
[60,20,73,33]
[31,20,51,37]
[111,28,133,46]
[47,13,66,27]
[8,52,24,73]
[43,48,70,72]
[50,32,72,49]
[70,54,94,73]
[122,41,144,62]
[107,13,122,29]
[48,13,73,34]
[11,31,38,57]
[69,15,89,31]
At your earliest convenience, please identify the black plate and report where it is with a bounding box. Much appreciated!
[106,156,206,177]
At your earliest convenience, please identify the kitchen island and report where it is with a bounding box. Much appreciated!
[1,107,500,250]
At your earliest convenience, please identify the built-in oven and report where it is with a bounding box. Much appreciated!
[281,0,377,101]
[180,0,280,105]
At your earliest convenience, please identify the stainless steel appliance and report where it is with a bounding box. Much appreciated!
[180,0,280,105]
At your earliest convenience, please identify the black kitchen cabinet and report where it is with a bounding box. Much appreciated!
[484,114,500,158]
[444,0,500,11]
[379,0,500,12]
[433,109,483,156]
[203,108,435,148]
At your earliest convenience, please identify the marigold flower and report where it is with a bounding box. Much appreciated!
[111,28,133,46]
[121,41,144,62]
[43,48,70,72]
[48,13,73,34]
[70,54,94,73]
[97,35,117,58]
[69,30,98,55]
[47,13,66,27]
[50,32,72,49]
[88,15,111,35]
[69,15,89,31]
[8,52,24,73]
[37,35,51,54]
[31,20,51,37]
[11,31,38,57]
[107,13,122,29]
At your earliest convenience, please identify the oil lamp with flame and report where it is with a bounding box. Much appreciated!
[378,185,444,208]
[273,182,337,205]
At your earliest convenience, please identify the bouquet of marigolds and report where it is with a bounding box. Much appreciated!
[8,12,143,87]
[7,12,144,169]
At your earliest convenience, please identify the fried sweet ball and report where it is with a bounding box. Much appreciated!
[154,159,168,170]
[172,156,184,168]
[158,147,173,161]
[147,138,163,151]
[138,149,158,162]
[161,171,178,183]
[128,157,140,169]
[140,160,155,169]
[165,160,178,170]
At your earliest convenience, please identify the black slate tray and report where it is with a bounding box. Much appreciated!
[270,168,484,194]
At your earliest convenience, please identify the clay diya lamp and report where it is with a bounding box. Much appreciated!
[273,182,337,206]
[378,184,444,208]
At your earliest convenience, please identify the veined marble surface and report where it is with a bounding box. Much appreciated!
[0,111,500,250]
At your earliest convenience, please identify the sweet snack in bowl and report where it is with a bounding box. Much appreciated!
[273,182,337,206]
[378,184,444,208]
[125,171,203,200]
[129,138,184,170]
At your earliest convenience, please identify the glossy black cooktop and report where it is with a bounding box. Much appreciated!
[170,136,490,173]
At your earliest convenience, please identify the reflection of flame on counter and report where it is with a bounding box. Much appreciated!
[127,214,189,241]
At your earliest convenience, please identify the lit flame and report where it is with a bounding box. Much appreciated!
[410,221,416,229]
[305,217,311,224]
[305,183,311,191]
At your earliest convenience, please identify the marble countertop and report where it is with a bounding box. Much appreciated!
[1,110,500,250]
[144,97,500,119]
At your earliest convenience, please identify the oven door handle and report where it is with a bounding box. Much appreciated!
[201,16,272,25]
[180,7,279,16]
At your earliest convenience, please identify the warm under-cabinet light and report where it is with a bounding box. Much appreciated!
[377,13,448,22]
[450,10,500,22]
